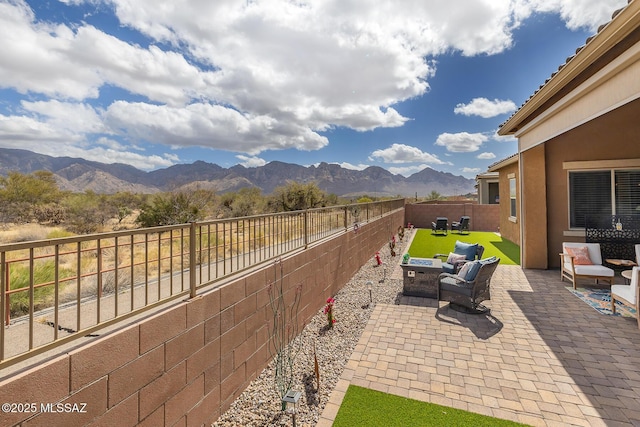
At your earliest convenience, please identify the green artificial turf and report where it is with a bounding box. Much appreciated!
[333,385,528,427]
[406,229,520,265]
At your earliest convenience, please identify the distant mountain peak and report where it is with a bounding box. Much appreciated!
[0,148,476,197]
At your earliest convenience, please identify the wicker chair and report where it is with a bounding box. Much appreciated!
[434,241,484,274]
[438,257,500,314]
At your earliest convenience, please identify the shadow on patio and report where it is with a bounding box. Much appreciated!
[319,265,640,426]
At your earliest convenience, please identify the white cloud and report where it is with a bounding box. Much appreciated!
[0,0,627,167]
[0,112,178,170]
[369,143,445,164]
[462,167,481,174]
[493,131,517,142]
[435,132,488,152]
[477,152,497,159]
[104,101,329,154]
[236,155,267,168]
[388,164,431,177]
[21,100,105,134]
[332,162,369,171]
[519,0,628,32]
[454,98,517,118]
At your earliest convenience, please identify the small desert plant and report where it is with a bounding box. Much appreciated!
[267,258,303,411]
[323,297,336,328]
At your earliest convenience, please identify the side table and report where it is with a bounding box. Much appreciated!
[605,259,637,267]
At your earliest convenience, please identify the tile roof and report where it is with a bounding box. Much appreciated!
[498,0,634,131]
[487,152,518,172]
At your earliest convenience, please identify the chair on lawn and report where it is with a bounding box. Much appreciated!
[560,242,614,289]
[451,216,470,234]
[434,241,484,274]
[431,217,448,235]
[611,266,639,329]
[438,257,500,314]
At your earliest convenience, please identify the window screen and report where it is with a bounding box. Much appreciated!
[615,170,640,216]
[509,178,516,217]
[569,171,611,228]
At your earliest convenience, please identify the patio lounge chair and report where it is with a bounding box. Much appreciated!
[611,266,639,329]
[451,216,470,234]
[431,217,448,235]
[438,257,500,314]
[560,242,614,289]
[434,241,484,274]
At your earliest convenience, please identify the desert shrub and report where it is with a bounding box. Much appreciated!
[33,203,66,224]
[0,171,62,223]
[98,270,133,295]
[268,182,335,212]
[137,191,205,227]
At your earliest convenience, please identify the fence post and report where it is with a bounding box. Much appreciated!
[304,210,308,249]
[2,254,7,327]
[189,222,197,299]
[1,252,4,358]
[344,206,348,231]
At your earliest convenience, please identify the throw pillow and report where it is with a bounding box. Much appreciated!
[480,256,497,265]
[464,261,482,281]
[457,262,472,279]
[566,246,593,265]
[453,241,478,260]
[447,252,467,265]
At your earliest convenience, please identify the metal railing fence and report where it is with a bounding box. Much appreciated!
[1,199,404,368]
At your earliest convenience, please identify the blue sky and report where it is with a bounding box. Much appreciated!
[0,0,629,179]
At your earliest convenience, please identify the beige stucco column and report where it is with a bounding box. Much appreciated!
[520,144,548,269]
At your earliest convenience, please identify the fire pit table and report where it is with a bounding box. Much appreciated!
[400,257,442,298]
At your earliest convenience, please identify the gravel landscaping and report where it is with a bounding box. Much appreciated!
[212,230,412,426]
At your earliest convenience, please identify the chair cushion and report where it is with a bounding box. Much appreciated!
[563,242,603,265]
[453,241,478,260]
[573,265,614,277]
[447,252,467,264]
[565,246,592,265]
[463,260,482,281]
[612,283,636,305]
[441,262,456,274]
[614,266,639,303]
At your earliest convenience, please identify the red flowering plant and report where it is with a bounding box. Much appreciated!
[323,297,336,328]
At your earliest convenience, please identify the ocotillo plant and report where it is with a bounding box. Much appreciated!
[267,257,303,411]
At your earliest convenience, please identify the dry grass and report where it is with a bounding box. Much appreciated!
[0,223,69,244]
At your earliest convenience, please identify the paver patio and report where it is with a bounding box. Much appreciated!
[318,265,640,426]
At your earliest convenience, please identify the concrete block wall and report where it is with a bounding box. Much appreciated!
[405,203,500,233]
[0,209,404,427]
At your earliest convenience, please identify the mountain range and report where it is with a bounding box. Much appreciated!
[0,148,476,197]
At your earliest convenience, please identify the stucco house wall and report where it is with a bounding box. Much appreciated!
[544,98,640,268]
[494,1,640,270]
[495,161,520,247]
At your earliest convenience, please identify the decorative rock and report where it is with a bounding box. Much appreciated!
[212,231,410,426]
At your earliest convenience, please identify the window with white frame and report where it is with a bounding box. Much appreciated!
[569,169,640,228]
[509,177,517,218]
